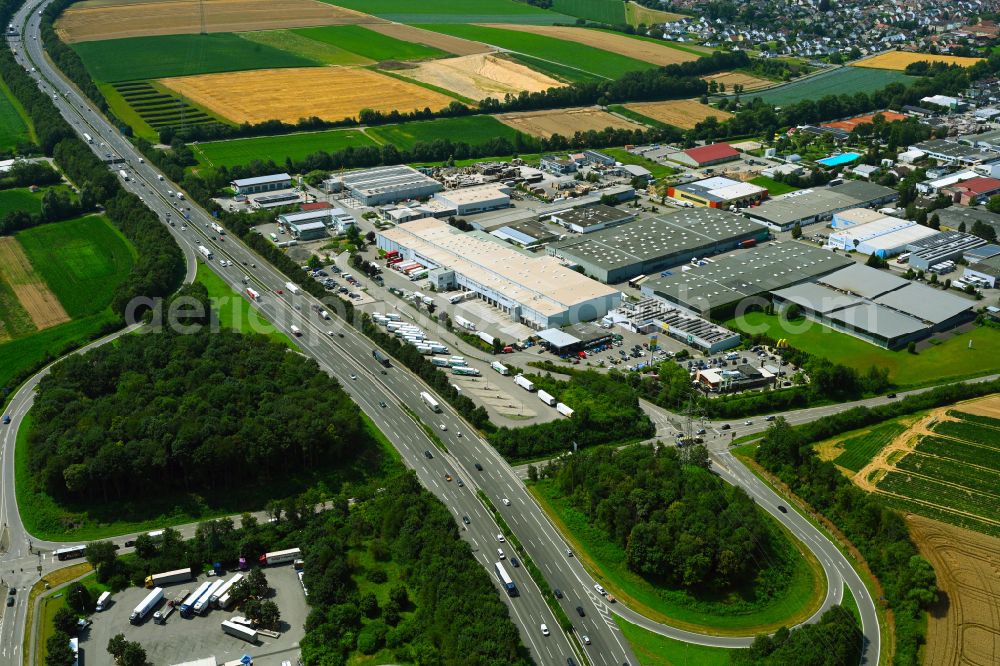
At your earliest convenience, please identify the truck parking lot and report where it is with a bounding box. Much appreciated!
[81,567,307,666]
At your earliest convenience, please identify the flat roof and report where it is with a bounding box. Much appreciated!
[279,209,330,223]
[816,264,908,299]
[828,302,927,338]
[907,230,986,259]
[551,208,758,272]
[552,204,634,229]
[874,283,973,324]
[538,328,579,348]
[436,185,510,205]
[747,181,896,226]
[934,206,1000,230]
[863,225,938,250]
[675,176,766,203]
[772,282,862,313]
[232,173,291,187]
[834,208,887,226]
[830,216,915,242]
[379,218,619,317]
[288,220,327,231]
[644,240,853,312]
[913,139,994,161]
[339,165,441,197]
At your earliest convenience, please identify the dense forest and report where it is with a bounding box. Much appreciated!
[27,309,367,501]
[490,370,655,461]
[729,606,862,666]
[541,444,777,592]
[754,418,938,665]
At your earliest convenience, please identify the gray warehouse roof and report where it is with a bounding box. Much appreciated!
[747,181,897,227]
[551,204,634,230]
[643,240,853,313]
[338,165,442,198]
[934,206,1000,234]
[771,282,862,313]
[828,302,927,339]
[551,208,759,272]
[232,172,291,187]
[874,283,973,325]
[816,263,908,299]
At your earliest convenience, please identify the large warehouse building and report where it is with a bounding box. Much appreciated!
[325,165,443,205]
[826,216,938,256]
[745,181,898,232]
[232,173,292,196]
[547,208,767,284]
[376,218,621,329]
[772,264,974,349]
[667,176,768,209]
[641,241,853,317]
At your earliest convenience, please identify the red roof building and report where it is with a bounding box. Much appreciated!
[680,143,740,167]
[300,201,333,211]
[943,176,1000,206]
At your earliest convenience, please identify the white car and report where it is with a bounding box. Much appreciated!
[540,624,550,636]
[501,498,511,506]
[496,534,505,542]
[439,424,447,431]
[350,374,357,380]
[594,583,606,596]
[582,635,591,645]
[497,548,505,559]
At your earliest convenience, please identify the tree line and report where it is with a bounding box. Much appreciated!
[27,301,368,502]
[729,606,862,666]
[541,443,780,592]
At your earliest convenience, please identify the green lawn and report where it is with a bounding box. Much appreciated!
[419,24,655,79]
[530,480,824,634]
[550,0,626,24]
[615,616,732,666]
[750,175,798,196]
[322,0,571,23]
[73,33,319,82]
[0,80,32,150]
[0,187,42,216]
[726,311,1000,388]
[292,25,450,61]
[191,128,377,169]
[602,146,676,179]
[195,263,293,346]
[238,29,373,66]
[367,115,525,150]
[742,67,913,105]
[17,215,135,319]
[841,583,860,627]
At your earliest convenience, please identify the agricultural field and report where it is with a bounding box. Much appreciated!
[624,1,685,26]
[482,24,698,66]
[395,53,563,102]
[365,23,492,56]
[707,71,773,91]
[742,66,913,105]
[366,115,524,150]
[0,187,43,217]
[292,25,450,61]
[725,311,1000,388]
[322,0,572,24]
[0,237,69,332]
[421,23,656,80]
[816,420,911,472]
[191,128,377,169]
[160,66,456,124]
[623,98,733,129]
[0,83,31,152]
[497,105,647,138]
[73,33,318,82]
[854,51,984,71]
[56,0,381,43]
[238,29,373,65]
[107,81,225,137]
[908,514,1000,666]
[548,0,626,25]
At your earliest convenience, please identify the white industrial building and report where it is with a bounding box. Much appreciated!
[231,173,292,195]
[830,207,887,230]
[278,208,356,236]
[376,218,621,329]
[827,217,938,257]
[325,165,443,205]
[432,184,512,215]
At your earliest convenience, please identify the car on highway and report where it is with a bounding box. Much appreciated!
[2,414,10,424]
[567,659,576,666]
[607,594,616,603]
[350,374,357,380]
[7,587,15,595]
[576,606,585,617]
[720,423,730,430]
[501,498,511,506]
[566,549,573,557]
[379,401,387,409]
[445,474,452,482]
[582,635,590,645]
[744,420,753,426]
[778,505,788,513]
[887,393,897,398]
[554,588,563,599]
[510,557,519,568]
[5,596,12,607]
[496,534,504,542]
[765,415,776,421]
[439,424,447,431]
[540,624,549,636]
[474,463,483,471]
[462,516,470,525]
[594,583,606,596]
[423,450,433,459]
[456,478,464,487]
[497,548,505,559]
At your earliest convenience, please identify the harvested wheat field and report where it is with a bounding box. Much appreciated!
[624,99,733,129]
[398,53,563,102]
[0,237,69,330]
[367,24,492,57]
[908,514,1000,666]
[482,24,697,66]
[854,51,983,70]
[160,67,457,124]
[56,0,383,43]
[497,106,646,139]
[707,71,772,91]
[953,393,1000,419]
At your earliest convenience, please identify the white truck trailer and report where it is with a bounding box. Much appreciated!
[537,390,556,407]
[556,402,574,417]
[420,391,441,412]
[221,620,258,643]
[95,591,112,612]
[194,579,226,615]
[130,587,163,624]
[284,281,300,295]
[259,547,302,566]
[211,222,225,235]
[490,361,509,376]
[210,574,243,608]
[144,567,192,588]
[455,316,476,331]
[197,245,213,260]
[514,374,535,392]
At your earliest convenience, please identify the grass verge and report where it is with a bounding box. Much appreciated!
[614,616,732,666]
[26,563,93,666]
[195,263,293,346]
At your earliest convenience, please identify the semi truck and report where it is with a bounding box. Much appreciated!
[454,316,476,331]
[290,325,302,337]
[490,361,509,375]
[429,343,448,354]
[373,350,390,367]
[153,603,175,624]
[246,287,260,301]
[284,281,300,295]
[420,391,441,412]
[556,402,574,417]
[180,582,213,617]
[194,579,226,615]
[95,591,112,612]
[447,358,467,367]
[259,547,302,566]
[198,245,213,260]
[221,620,258,644]
[144,567,192,588]
[118,169,129,181]
[431,357,448,367]
[477,330,495,346]
[211,222,224,235]
[452,366,481,376]
[130,587,164,625]
[83,133,92,143]
[210,574,243,608]
[514,374,535,392]
[537,390,556,407]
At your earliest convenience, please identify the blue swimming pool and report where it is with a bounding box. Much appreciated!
[817,152,861,167]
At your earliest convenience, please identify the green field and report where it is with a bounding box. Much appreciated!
[726,311,1000,388]
[292,25,450,61]
[323,0,571,23]
[742,67,913,105]
[192,128,377,168]
[195,263,293,346]
[420,24,655,79]
[0,187,43,216]
[367,115,524,150]
[0,80,32,151]
[550,0,626,24]
[17,215,136,319]
[615,616,732,666]
[602,147,675,179]
[750,175,798,196]
[239,29,372,65]
[530,480,824,634]
[73,33,319,82]
[831,421,909,472]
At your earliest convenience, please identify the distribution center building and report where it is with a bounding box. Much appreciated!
[325,165,443,205]
[549,204,636,234]
[377,218,621,329]
[232,172,293,195]
[667,176,768,209]
[547,207,767,284]
[641,240,853,318]
[826,216,938,256]
[432,184,512,215]
[744,181,898,232]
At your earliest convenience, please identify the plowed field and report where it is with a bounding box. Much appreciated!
[854,51,983,70]
[398,53,563,101]
[160,66,456,124]
[624,99,733,129]
[482,23,698,65]
[367,23,492,56]
[497,106,646,138]
[0,237,69,330]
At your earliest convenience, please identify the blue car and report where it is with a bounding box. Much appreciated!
[2,414,10,425]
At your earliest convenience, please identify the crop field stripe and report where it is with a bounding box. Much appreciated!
[238,30,375,66]
[876,471,1000,526]
[366,115,523,150]
[504,52,607,83]
[320,0,575,24]
[932,419,1000,446]
[915,435,1000,467]
[549,0,626,25]
[190,128,379,169]
[0,273,36,339]
[291,25,451,61]
[895,452,1000,493]
[948,410,1000,427]
[0,78,35,146]
[741,66,913,106]
[833,421,908,472]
